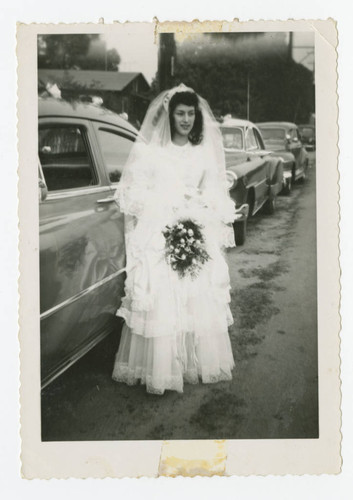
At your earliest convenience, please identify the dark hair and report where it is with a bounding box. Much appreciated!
[169,91,203,145]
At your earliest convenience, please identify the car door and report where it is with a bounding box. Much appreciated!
[253,127,283,197]
[39,117,127,387]
[244,126,269,212]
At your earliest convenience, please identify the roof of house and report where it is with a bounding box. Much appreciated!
[38,69,150,92]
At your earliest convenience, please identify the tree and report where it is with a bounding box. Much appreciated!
[37,34,121,71]
[173,33,314,123]
[106,48,121,71]
[38,34,96,69]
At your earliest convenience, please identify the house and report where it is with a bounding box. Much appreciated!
[38,69,151,127]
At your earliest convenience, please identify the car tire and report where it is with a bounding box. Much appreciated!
[291,164,296,184]
[246,189,255,218]
[234,219,247,246]
[299,170,306,183]
[301,159,309,182]
[263,196,276,215]
[282,179,292,195]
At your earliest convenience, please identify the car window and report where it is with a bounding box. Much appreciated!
[253,128,265,149]
[98,128,135,183]
[300,127,315,138]
[245,127,260,151]
[259,128,285,141]
[221,127,243,150]
[38,125,98,191]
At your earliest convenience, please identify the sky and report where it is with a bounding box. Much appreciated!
[104,29,314,84]
[105,24,158,83]
[292,32,315,71]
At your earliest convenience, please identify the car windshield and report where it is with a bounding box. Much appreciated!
[259,128,286,141]
[300,127,315,138]
[221,127,244,150]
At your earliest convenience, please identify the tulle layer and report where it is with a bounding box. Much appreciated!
[112,323,235,395]
[116,249,234,339]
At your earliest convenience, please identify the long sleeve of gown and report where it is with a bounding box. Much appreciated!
[114,163,153,218]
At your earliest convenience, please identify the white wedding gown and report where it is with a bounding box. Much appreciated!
[112,141,235,394]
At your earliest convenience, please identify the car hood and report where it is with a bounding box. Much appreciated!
[263,141,286,152]
[225,151,265,179]
[225,151,248,168]
[273,151,295,162]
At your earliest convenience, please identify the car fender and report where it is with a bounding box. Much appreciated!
[276,151,295,164]
[265,157,284,199]
[266,156,283,183]
[298,146,309,166]
[226,157,266,184]
[226,159,261,211]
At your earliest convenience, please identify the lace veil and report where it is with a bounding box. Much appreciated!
[114,84,236,250]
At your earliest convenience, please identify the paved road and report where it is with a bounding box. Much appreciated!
[42,155,318,441]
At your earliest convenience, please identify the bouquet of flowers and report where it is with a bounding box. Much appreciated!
[162,219,210,279]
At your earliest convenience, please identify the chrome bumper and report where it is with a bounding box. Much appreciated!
[282,171,292,188]
[234,203,249,222]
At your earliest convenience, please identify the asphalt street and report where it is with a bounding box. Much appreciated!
[41,153,318,441]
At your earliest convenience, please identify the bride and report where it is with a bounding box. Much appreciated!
[112,84,237,394]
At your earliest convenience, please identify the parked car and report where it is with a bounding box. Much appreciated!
[257,122,309,193]
[298,124,316,151]
[220,118,284,246]
[38,97,138,388]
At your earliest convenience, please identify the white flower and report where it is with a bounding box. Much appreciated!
[177,223,184,229]
[192,258,197,264]
[175,248,180,254]
[182,228,187,234]
[170,245,174,250]
[188,229,194,236]
[180,238,185,244]
[181,255,186,260]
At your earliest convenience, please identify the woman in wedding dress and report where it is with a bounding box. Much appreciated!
[112,84,237,394]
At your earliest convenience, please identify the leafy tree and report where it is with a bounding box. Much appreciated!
[37,34,120,71]
[38,35,95,69]
[173,33,314,123]
[149,74,160,98]
[106,48,120,71]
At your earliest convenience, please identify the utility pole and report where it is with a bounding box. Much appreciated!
[158,33,176,91]
[288,32,293,61]
[247,73,250,120]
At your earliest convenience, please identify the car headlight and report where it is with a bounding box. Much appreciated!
[226,170,238,190]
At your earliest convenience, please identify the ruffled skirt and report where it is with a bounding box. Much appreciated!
[112,221,235,395]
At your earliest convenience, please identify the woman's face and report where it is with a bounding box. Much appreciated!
[172,104,196,138]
